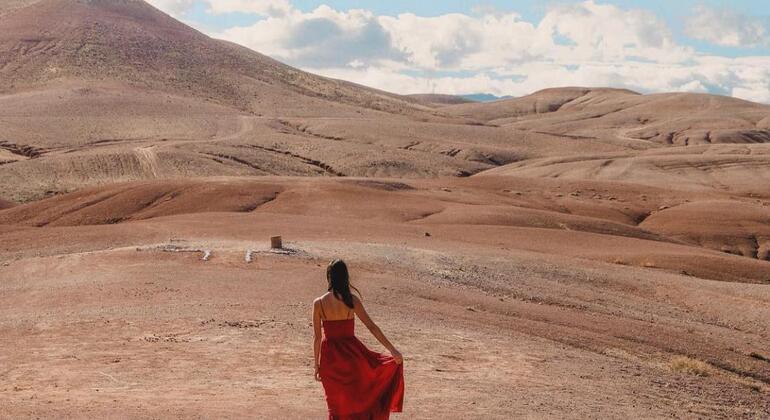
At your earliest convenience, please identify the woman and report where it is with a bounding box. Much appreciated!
[313,259,404,419]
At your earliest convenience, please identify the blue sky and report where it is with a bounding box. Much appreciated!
[150,0,770,102]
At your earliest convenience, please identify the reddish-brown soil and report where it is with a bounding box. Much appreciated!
[2,177,770,419]
[1,1,770,419]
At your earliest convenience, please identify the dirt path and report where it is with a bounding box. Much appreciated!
[214,115,258,142]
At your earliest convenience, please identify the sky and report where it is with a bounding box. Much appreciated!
[147,0,770,102]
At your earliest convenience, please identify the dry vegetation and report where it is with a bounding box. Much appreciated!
[670,356,713,377]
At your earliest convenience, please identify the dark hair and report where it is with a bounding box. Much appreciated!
[327,259,361,309]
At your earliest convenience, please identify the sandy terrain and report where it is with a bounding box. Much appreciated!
[1,1,770,419]
[2,178,770,419]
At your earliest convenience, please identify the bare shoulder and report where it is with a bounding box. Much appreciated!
[352,294,363,308]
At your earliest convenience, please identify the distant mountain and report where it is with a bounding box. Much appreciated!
[407,93,513,106]
[406,94,476,107]
[442,87,770,144]
[460,93,514,102]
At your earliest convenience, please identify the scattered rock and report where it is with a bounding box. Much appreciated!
[220,320,270,329]
[143,334,189,343]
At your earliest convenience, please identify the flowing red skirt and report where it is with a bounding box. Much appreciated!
[320,319,404,420]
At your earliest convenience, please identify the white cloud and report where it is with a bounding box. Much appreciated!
[537,1,691,63]
[147,0,196,15]
[213,2,692,71]
[147,0,292,17]
[205,0,293,17]
[311,57,770,102]
[146,0,770,103]
[379,13,534,70]
[216,6,404,68]
[314,66,528,97]
[685,5,770,48]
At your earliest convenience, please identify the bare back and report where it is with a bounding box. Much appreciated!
[312,290,403,369]
[317,292,354,321]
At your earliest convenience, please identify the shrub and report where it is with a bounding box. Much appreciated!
[670,356,712,377]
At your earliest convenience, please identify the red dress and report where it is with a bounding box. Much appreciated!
[319,318,404,419]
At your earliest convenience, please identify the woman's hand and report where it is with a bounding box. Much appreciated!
[314,365,321,381]
[391,350,403,365]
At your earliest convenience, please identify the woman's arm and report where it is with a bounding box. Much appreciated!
[353,296,403,364]
[312,299,322,380]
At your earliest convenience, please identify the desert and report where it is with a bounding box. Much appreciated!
[1,1,769,418]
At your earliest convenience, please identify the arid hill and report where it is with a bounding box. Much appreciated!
[2,176,769,279]
[0,0,427,116]
[1,1,769,204]
[445,87,770,145]
[1,2,770,417]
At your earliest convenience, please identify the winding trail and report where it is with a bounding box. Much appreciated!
[216,115,258,142]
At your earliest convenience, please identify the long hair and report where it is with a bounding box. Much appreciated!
[327,259,361,309]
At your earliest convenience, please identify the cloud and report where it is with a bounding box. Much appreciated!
[205,0,293,17]
[311,56,770,104]
[216,6,405,68]
[146,0,196,15]
[214,2,691,70]
[147,0,293,17]
[146,0,770,103]
[537,1,691,63]
[379,12,538,70]
[685,5,770,48]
